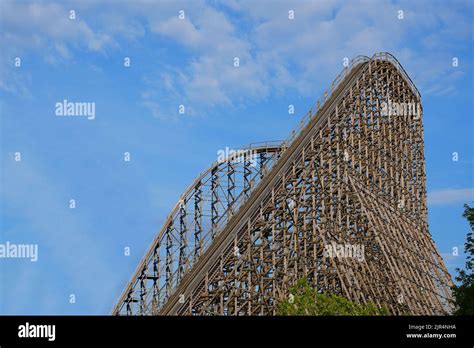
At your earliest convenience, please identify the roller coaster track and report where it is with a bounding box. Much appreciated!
[113,53,452,316]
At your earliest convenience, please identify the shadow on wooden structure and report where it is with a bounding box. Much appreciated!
[112,53,452,316]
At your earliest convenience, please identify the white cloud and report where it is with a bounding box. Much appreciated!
[428,188,474,206]
[0,2,114,54]
[1,0,471,111]
[152,17,202,47]
[440,245,466,271]
[141,2,270,114]
[0,1,116,96]
[0,68,33,98]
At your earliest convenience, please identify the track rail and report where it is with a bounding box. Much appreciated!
[112,142,285,314]
[113,52,446,316]
[159,54,371,315]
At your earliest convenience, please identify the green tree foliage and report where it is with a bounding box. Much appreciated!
[452,204,474,315]
[277,278,388,316]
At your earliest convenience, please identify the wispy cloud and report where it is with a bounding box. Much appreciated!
[139,0,472,114]
[0,1,115,55]
[1,0,471,315]
[0,1,116,96]
[428,188,474,206]
[1,0,471,113]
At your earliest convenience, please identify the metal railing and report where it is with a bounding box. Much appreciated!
[280,52,420,155]
[171,52,419,213]
[282,55,370,149]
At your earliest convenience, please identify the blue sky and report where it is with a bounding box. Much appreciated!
[0,0,473,314]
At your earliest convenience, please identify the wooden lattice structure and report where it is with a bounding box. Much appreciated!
[112,53,452,316]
